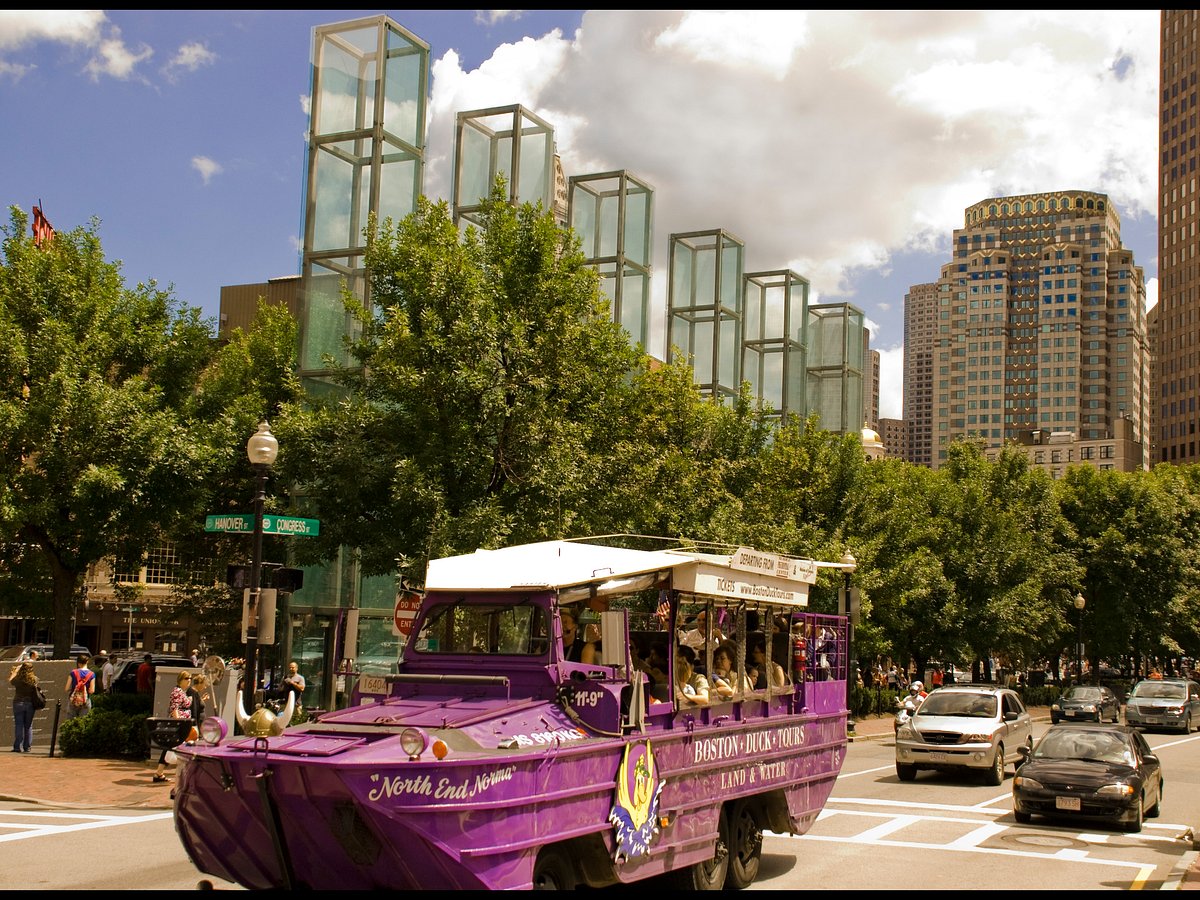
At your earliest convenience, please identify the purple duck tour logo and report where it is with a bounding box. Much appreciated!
[608,740,665,861]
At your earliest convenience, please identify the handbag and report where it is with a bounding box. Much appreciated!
[32,686,47,710]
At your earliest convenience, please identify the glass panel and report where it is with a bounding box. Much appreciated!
[460,124,492,209]
[312,140,362,252]
[625,186,650,268]
[718,314,738,389]
[378,150,418,223]
[571,183,599,255]
[720,240,742,313]
[382,37,424,146]
[621,269,650,348]
[694,245,716,307]
[517,128,551,208]
[745,278,764,340]
[300,262,363,371]
[315,39,364,137]
[598,191,619,257]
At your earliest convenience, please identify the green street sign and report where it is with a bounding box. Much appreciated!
[262,515,320,537]
[205,514,320,537]
[205,515,253,533]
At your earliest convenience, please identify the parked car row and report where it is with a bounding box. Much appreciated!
[893,677,1194,833]
[0,643,91,662]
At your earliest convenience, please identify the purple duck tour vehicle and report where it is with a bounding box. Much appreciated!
[173,537,853,890]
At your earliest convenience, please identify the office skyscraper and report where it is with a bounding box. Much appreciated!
[907,191,1148,469]
[1157,10,1200,464]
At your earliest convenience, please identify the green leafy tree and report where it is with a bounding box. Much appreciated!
[935,442,1080,680]
[1057,464,1200,675]
[0,208,299,657]
[280,185,647,582]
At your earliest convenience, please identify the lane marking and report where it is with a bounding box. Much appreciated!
[0,811,172,843]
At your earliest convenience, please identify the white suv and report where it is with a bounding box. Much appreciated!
[895,685,1033,785]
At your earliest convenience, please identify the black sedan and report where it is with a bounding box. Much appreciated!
[1012,724,1162,833]
[1050,684,1121,724]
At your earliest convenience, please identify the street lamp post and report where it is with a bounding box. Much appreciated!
[841,550,857,732]
[246,421,279,710]
[1074,592,1086,685]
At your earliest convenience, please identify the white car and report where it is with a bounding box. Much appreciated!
[895,685,1033,785]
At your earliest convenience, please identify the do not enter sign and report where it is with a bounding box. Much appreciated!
[393,592,422,637]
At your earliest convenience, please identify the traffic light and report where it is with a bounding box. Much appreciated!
[227,564,250,590]
[272,567,304,592]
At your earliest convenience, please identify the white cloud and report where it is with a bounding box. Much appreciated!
[163,41,215,79]
[192,156,223,186]
[0,10,107,51]
[425,10,1159,407]
[84,30,153,82]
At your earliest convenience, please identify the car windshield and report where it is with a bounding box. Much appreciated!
[1130,682,1185,700]
[1033,729,1135,766]
[1064,687,1102,701]
[412,601,548,656]
[917,692,997,718]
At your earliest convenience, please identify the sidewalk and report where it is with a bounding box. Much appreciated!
[0,750,172,810]
[1,711,1197,889]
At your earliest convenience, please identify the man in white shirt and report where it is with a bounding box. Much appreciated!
[100,653,115,692]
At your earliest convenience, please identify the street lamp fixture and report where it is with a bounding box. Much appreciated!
[1073,592,1086,685]
[245,421,279,712]
[841,550,857,732]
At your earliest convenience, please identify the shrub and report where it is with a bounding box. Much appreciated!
[57,709,147,758]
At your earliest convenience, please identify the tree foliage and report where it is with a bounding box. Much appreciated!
[0,207,300,656]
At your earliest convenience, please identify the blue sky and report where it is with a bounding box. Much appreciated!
[0,11,1161,419]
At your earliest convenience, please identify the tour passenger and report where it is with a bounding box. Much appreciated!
[674,645,710,706]
[561,610,597,664]
[710,644,751,700]
[748,635,787,690]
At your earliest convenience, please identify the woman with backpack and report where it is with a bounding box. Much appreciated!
[63,654,96,720]
[8,661,42,752]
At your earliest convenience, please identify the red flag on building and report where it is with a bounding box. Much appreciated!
[32,204,55,249]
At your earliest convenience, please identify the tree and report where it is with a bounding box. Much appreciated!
[1057,464,1200,675]
[280,185,648,582]
[0,208,299,657]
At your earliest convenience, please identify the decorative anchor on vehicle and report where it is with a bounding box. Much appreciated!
[234,690,296,737]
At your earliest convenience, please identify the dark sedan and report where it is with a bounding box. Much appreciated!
[1012,724,1162,833]
[1050,684,1121,724]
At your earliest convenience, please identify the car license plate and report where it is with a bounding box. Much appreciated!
[1065,710,1077,717]
[1056,796,1081,812]
[928,752,946,762]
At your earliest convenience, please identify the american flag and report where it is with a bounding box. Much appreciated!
[32,204,54,249]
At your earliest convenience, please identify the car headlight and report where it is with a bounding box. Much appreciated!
[400,727,428,759]
[1051,703,1061,711]
[1081,704,1096,712]
[199,716,229,745]
[1097,783,1135,799]
[1013,775,1043,790]
[1165,706,1183,715]
[897,724,915,739]
[963,733,992,743]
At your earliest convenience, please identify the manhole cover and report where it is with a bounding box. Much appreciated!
[1002,833,1088,849]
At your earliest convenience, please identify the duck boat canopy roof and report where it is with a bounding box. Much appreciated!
[424,538,851,608]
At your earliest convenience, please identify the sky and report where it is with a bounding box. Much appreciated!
[0,10,1162,420]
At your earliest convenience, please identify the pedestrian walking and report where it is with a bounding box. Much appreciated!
[153,671,193,783]
[8,661,41,752]
[187,673,210,729]
[100,653,115,693]
[64,654,96,720]
[136,653,155,695]
[274,661,304,707]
